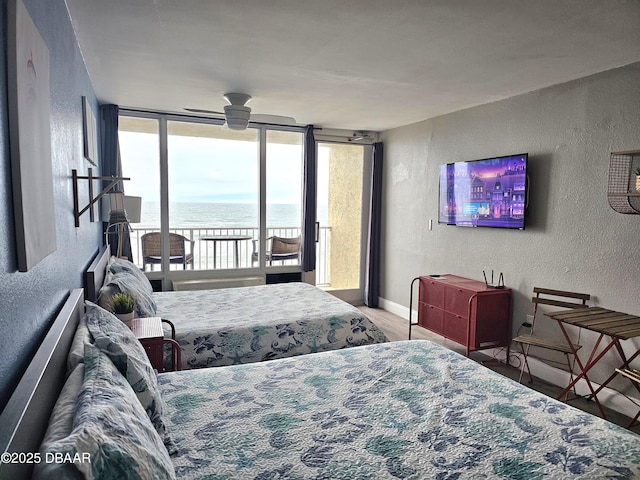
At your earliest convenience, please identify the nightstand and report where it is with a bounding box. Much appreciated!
[131,316,181,372]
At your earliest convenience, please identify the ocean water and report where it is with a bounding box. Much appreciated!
[137,202,328,230]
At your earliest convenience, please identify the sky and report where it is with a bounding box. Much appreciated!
[119,131,329,206]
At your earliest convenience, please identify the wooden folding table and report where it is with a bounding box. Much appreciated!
[546,306,640,422]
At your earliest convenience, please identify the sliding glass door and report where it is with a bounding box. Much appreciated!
[316,142,366,291]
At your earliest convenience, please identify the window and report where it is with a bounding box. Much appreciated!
[167,121,259,270]
[265,130,304,267]
[118,117,160,269]
[119,114,305,274]
[119,113,370,296]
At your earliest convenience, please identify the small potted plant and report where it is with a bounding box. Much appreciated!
[112,292,136,327]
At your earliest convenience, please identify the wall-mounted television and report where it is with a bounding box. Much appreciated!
[438,153,528,229]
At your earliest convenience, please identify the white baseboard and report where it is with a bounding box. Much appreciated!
[323,289,365,305]
[379,296,639,422]
[379,296,414,321]
[507,351,639,421]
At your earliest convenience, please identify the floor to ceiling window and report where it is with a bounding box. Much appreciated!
[265,130,304,268]
[167,121,259,270]
[117,116,160,269]
[118,112,369,295]
[118,113,305,276]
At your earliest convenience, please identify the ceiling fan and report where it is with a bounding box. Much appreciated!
[185,93,296,130]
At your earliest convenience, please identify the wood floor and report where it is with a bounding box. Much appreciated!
[359,305,640,434]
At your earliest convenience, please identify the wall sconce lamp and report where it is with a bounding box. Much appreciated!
[72,168,130,227]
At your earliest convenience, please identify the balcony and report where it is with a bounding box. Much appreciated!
[129,226,331,286]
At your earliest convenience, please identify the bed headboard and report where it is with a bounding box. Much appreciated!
[84,245,110,302]
[0,289,84,478]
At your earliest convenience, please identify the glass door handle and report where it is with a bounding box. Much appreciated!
[315,222,320,243]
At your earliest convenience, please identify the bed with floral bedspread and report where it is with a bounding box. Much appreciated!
[153,282,388,369]
[158,339,640,480]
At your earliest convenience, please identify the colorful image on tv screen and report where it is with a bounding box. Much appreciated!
[439,153,527,229]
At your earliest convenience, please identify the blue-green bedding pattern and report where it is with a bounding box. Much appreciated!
[158,340,640,479]
[154,282,388,369]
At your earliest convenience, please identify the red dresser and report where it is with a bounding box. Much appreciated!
[417,275,512,356]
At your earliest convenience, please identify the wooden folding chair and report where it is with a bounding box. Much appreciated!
[513,287,590,398]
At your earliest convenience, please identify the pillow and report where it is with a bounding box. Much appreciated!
[67,316,93,372]
[107,256,153,295]
[97,283,119,313]
[84,301,175,454]
[104,271,157,318]
[35,345,175,480]
[38,364,85,446]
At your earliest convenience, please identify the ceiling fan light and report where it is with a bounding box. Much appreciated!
[224,93,252,106]
[224,104,251,130]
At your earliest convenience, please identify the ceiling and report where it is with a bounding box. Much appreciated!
[64,0,640,132]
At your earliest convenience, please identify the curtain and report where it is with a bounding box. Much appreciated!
[100,104,132,260]
[301,125,317,272]
[365,142,384,307]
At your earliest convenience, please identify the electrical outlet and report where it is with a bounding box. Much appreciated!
[522,314,534,328]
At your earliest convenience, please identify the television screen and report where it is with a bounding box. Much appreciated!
[438,153,528,229]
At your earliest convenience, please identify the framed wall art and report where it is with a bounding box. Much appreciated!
[7,0,57,271]
[82,96,98,165]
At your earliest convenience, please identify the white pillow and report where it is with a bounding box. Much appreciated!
[38,364,84,445]
[66,316,93,372]
[35,345,175,480]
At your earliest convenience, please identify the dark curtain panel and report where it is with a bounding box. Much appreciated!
[365,142,384,307]
[301,125,317,272]
[100,104,132,260]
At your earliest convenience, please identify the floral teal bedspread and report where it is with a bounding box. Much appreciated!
[153,282,388,369]
[158,340,640,480]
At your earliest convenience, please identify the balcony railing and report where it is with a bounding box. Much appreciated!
[129,226,331,286]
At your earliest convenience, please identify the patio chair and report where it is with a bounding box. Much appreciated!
[512,287,590,397]
[251,235,301,265]
[141,232,194,271]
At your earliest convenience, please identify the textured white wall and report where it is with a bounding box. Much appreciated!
[380,63,640,396]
